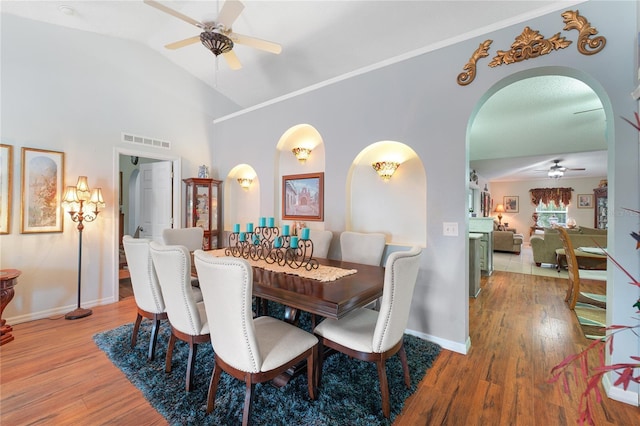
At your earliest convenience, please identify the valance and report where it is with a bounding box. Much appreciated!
[529,187,573,206]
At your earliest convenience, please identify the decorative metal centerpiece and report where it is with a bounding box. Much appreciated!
[225,221,319,271]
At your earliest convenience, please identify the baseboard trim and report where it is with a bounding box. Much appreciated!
[603,372,640,406]
[7,297,117,325]
[405,328,469,354]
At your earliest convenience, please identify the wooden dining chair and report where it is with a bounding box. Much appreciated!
[340,231,386,266]
[193,251,319,426]
[313,246,422,418]
[556,227,606,310]
[149,241,210,391]
[122,235,167,361]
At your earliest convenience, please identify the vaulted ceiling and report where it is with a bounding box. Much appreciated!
[4,0,606,181]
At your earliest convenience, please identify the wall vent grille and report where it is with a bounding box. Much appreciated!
[121,132,171,150]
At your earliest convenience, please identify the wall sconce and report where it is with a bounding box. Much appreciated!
[494,203,505,225]
[372,161,400,181]
[237,177,253,190]
[61,176,105,320]
[292,147,312,163]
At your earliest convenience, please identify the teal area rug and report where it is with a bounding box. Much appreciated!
[93,307,441,425]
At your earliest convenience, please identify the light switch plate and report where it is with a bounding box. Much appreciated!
[443,222,459,236]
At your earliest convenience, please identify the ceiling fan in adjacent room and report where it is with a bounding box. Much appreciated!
[144,0,282,70]
[537,160,586,179]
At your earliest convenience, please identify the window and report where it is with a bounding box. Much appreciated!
[536,200,567,227]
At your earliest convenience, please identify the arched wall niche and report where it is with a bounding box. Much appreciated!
[275,124,326,229]
[224,163,260,230]
[347,141,426,246]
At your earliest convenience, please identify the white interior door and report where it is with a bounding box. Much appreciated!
[139,161,173,241]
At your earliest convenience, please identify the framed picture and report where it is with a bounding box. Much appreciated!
[0,144,13,234]
[504,196,519,213]
[577,194,593,209]
[282,172,324,221]
[21,148,65,233]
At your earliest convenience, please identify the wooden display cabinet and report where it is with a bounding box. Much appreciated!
[593,186,608,229]
[183,178,222,250]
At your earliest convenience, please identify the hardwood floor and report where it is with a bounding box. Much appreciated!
[1,271,637,425]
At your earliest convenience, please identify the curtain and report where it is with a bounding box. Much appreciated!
[529,187,573,206]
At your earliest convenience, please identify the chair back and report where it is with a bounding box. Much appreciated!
[162,227,204,252]
[149,241,205,335]
[309,229,333,258]
[556,227,581,309]
[122,235,165,314]
[193,251,262,373]
[373,246,422,353]
[340,231,386,266]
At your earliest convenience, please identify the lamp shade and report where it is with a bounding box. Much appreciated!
[88,188,105,211]
[494,204,505,213]
[75,176,91,201]
[62,186,80,212]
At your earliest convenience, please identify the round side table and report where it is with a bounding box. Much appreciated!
[1,269,21,345]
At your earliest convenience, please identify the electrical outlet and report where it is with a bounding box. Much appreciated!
[443,222,458,236]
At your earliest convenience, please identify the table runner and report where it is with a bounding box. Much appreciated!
[202,249,357,282]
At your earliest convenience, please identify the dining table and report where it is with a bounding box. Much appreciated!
[195,249,386,385]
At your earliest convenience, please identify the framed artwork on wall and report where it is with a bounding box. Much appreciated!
[577,194,593,209]
[20,147,65,233]
[282,172,324,221]
[504,196,519,213]
[0,144,13,234]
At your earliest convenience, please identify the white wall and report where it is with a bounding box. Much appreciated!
[490,176,606,242]
[0,14,238,321]
[211,0,639,383]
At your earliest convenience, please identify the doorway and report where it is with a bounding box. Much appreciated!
[114,149,182,300]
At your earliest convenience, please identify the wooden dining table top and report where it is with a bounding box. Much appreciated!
[251,258,385,320]
[195,253,385,320]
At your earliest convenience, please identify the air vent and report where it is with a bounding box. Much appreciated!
[121,132,171,150]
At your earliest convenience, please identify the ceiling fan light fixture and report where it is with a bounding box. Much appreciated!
[548,169,564,179]
[200,31,234,56]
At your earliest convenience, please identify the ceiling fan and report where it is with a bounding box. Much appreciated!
[143,0,282,70]
[537,160,586,179]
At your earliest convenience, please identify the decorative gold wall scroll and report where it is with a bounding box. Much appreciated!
[457,40,492,86]
[488,27,571,67]
[561,10,606,55]
[456,9,606,85]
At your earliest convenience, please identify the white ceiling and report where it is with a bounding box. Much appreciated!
[3,0,606,182]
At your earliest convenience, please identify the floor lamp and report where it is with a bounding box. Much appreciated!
[62,176,105,320]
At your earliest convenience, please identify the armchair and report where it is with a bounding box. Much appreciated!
[493,228,523,254]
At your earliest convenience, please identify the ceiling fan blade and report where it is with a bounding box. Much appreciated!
[165,35,201,50]
[217,0,245,28]
[567,168,586,171]
[144,0,204,29]
[232,33,282,54]
[222,50,242,70]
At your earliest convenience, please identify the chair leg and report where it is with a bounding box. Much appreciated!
[148,318,161,361]
[185,341,198,391]
[376,359,391,418]
[131,313,143,348]
[242,382,255,426]
[207,361,223,414]
[165,333,176,373]
[306,346,317,400]
[398,342,411,388]
[316,339,324,388]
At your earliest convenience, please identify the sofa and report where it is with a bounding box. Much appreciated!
[530,226,607,266]
[493,229,524,254]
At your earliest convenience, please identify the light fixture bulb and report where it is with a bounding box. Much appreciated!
[237,178,253,190]
[292,147,312,163]
[372,161,400,181]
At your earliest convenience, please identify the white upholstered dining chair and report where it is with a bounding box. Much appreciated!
[162,227,204,251]
[340,231,386,266]
[313,246,422,418]
[122,235,167,361]
[149,241,210,391]
[309,229,333,259]
[193,251,319,425]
